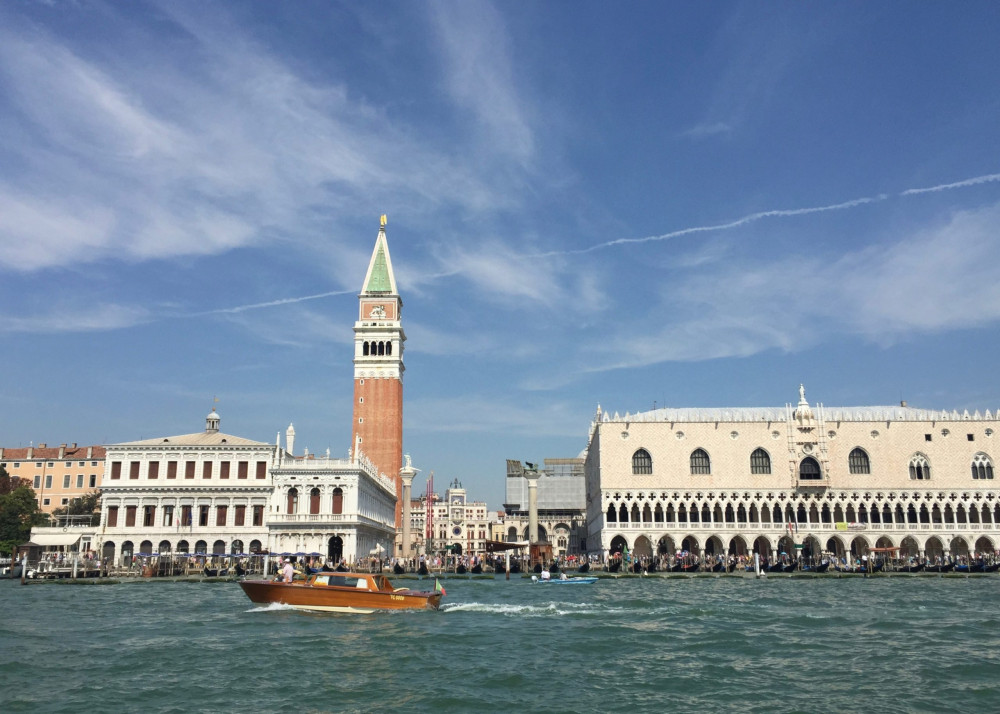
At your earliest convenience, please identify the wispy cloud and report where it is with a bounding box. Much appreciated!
[429,0,534,165]
[680,121,734,139]
[0,303,150,334]
[570,200,1000,373]
[0,6,517,275]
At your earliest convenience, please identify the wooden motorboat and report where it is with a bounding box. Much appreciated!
[239,572,443,613]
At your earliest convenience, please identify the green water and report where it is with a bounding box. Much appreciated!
[1,575,998,713]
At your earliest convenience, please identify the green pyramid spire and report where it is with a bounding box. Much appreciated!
[365,243,391,292]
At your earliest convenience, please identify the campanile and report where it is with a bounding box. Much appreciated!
[352,216,405,528]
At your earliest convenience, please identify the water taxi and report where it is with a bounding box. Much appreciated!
[239,572,444,613]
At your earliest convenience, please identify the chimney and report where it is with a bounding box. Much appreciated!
[59,444,66,459]
[38,443,46,449]
[27,447,33,459]
[71,442,77,449]
[87,446,93,459]
[900,400,907,408]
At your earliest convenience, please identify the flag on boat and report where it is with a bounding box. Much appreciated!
[434,578,446,596]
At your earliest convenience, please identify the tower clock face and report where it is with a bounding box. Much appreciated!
[452,526,462,537]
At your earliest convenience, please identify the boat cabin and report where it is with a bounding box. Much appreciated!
[309,573,394,592]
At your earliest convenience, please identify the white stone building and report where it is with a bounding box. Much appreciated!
[585,386,1000,563]
[268,424,396,563]
[502,458,588,556]
[96,411,396,564]
[407,480,491,558]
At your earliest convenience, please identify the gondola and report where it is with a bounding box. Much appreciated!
[203,567,229,577]
[670,562,699,573]
[954,562,986,574]
[509,561,521,574]
[711,562,726,573]
[393,562,405,575]
[924,562,954,573]
[577,562,590,573]
[608,561,621,573]
[456,564,467,575]
[766,562,786,573]
[632,561,645,573]
[986,563,1000,572]
[800,562,829,573]
[550,563,560,574]
[782,562,798,573]
[471,563,483,574]
[896,562,924,573]
[417,563,429,576]
[234,562,246,577]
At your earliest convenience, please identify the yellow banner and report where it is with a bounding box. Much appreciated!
[835,522,848,531]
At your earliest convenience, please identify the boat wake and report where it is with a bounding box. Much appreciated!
[245,602,297,613]
[442,601,617,617]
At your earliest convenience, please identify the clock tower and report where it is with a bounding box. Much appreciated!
[352,217,405,528]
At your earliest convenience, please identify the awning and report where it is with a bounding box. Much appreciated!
[27,533,82,547]
[485,540,530,553]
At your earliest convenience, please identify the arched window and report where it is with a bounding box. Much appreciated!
[331,487,343,515]
[287,488,299,514]
[386,342,392,355]
[632,449,652,475]
[606,504,617,523]
[799,457,821,480]
[750,448,771,474]
[909,454,930,480]
[363,342,370,356]
[972,453,994,480]
[378,342,385,356]
[690,449,711,475]
[849,448,871,474]
[310,487,321,514]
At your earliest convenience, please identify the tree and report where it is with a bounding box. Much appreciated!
[0,465,46,556]
[52,491,102,519]
[0,464,26,495]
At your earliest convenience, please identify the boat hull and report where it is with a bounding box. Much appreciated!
[534,577,598,585]
[239,578,442,613]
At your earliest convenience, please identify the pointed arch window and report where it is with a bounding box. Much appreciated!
[750,448,771,474]
[286,488,299,514]
[849,448,871,474]
[799,457,821,480]
[690,449,711,475]
[972,453,994,480]
[909,454,930,480]
[632,449,652,475]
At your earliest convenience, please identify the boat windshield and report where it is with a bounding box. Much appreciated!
[312,575,366,589]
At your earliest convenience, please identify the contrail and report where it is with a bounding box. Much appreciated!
[195,171,1000,314]
[195,289,355,316]
[533,195,885,258]
[900,172,1000,196]
[533,170,1000,258]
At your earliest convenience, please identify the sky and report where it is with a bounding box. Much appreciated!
[2,2,1000,510]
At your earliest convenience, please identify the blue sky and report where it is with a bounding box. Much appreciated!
[2,2,1000,510]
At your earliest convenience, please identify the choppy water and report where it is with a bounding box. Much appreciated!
[2,574,998,713]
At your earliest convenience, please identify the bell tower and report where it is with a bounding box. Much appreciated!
[352,215,405,527]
